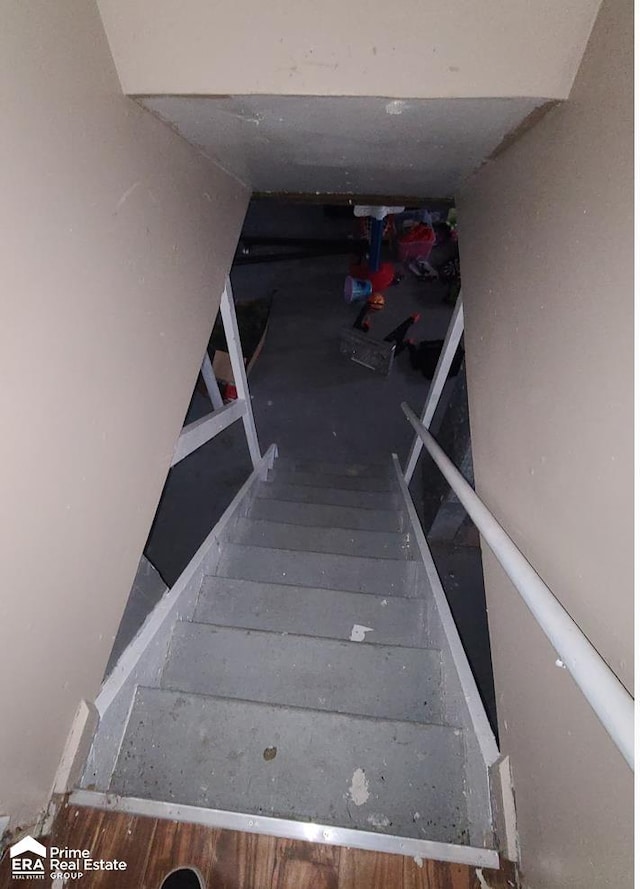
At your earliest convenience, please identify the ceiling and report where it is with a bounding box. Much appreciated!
[139,95,548,198]
[99,0,601,101]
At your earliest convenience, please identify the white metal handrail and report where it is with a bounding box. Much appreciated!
[402,401,634,770]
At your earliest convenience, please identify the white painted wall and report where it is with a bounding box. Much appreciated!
[457,0,633,885]
[0,0,249,830]
[96,0,601,100]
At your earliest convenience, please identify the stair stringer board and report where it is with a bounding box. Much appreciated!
[391,455,499,851]
[78,444,278,791]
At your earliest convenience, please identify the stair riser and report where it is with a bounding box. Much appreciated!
[275,459,393,480]
[248,498,403,532]
[163,623,443,724]
[270,469,393,493]
[257,481,399,512]
[195,578,428,647]
[217,545,418,598]
[229,518,414,561]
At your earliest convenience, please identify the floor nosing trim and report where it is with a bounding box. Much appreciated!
[69,790,499,869]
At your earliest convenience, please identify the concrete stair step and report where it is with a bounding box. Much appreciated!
[195,577,428,647]
[256,480,399,512]
[111,688,469,844]
[274,458,392,480]
[269,468,393,493]
[163,623,443,724]
[216,544,418,598]
[248,497,403,532]
[229,517,414,560]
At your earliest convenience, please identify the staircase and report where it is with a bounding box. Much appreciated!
[76,451,501,868]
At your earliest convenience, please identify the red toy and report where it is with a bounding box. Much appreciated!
[349,261,396,292]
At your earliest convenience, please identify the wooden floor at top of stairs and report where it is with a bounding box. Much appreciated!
[0,802,518,889]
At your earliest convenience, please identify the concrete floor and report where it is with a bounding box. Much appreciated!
[111,200,497,734]
[245,259,453,462]
[146,203,455,584]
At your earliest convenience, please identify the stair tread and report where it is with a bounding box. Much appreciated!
[195,577,428,647]
[269,469,394,493]
[248,497,403,532]
[111,687,469,845]
[217,544,418,598]
[229,517,415,561]
[256,480,399,512]
[274,459,393,479]
[163,622,443,723]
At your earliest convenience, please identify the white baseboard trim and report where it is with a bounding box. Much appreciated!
[51,700,99,796]
[489,755,520,863]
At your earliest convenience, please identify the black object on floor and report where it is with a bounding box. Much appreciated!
[407,339,464,379]
[384,313,420,354]
[160,868,203,889]
[353,301,372,332]
[209,296,272,363]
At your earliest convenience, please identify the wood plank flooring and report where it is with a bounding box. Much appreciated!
[0,802,518,888]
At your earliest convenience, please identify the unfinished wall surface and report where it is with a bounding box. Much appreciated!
[456,0,633,886]
[0,0,249,829]
[96,0,601,100]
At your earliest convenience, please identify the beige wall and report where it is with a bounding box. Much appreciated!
[96,0,601,100]
[0,0,249,828]
[457,0,633,886]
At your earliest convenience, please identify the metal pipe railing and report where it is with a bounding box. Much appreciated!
[401,401,634,770]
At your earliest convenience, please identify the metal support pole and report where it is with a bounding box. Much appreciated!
[220,279,262,469]
[201,352,224,411]
[369,217,383,273]
[404,292,464,483]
